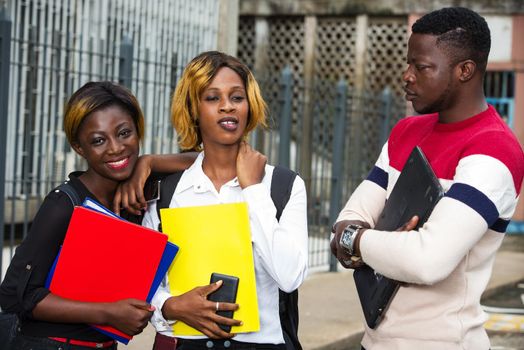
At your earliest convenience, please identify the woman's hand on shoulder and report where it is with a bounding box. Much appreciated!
[236,142,266,189]
[104,298,154,336]
[113,155,153,215]
[161,281,241,339]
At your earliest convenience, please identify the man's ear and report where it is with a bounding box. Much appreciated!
[71,142,84,157]
[457,60,476,82]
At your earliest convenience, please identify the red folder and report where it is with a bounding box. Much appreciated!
[48,206,168,343]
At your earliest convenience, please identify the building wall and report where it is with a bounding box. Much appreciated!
[239,0,524,16]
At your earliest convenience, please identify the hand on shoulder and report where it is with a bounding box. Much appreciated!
[236,142,266,189]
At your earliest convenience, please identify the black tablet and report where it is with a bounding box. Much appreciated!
[354,146,444,329]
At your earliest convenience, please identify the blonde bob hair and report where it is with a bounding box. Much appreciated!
[171,51,267,151]
[63,81,145,146]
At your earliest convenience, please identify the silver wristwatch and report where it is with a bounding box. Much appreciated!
[339,224,364,256]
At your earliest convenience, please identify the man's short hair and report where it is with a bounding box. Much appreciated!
[412,7,491,72]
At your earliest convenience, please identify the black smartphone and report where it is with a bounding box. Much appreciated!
[143,179,161,203]
[207,273,239,332]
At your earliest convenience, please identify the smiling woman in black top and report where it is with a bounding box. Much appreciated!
[0,81,194,350]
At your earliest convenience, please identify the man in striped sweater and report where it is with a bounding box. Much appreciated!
[331,7,524,350]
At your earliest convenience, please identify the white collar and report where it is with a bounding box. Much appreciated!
[175,152,240,194]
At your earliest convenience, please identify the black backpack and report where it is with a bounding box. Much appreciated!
[155,165,302,350]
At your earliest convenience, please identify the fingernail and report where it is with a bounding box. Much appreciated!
[216,280,223,286]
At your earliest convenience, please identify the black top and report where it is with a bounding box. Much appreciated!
[0,172,141,341]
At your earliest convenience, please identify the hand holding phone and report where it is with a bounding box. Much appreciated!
[207,273,239,332]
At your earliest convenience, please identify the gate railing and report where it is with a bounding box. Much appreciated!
[255,68,404,272]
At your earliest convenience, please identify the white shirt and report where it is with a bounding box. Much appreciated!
[143,152,308,344]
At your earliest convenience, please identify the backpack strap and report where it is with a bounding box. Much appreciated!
[271,166,297,222]
[54,181,82,207]
[156,171,184,232]
[270,166,302,350]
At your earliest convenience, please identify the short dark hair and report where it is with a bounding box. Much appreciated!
[63,81,145,145]
[412,7,491,72]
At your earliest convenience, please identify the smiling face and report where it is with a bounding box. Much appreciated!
[72,105,140,184]
[197,67,249,149]
[402,33,459,115]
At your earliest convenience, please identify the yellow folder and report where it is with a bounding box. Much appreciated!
[160,202,260,335]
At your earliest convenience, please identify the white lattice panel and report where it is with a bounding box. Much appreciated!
[237,16,256,70]
[366,18,408,95]
[315,17,358,86]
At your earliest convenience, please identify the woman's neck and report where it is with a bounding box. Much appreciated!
[78,170,118,209]
[202,144,239,191]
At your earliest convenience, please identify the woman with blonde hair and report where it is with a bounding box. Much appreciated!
[143,51,308,350]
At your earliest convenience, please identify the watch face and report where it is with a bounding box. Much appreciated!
[340,229,353,250]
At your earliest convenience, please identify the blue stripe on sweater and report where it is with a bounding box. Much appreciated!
[445,183,506,232]
[366,166,388,190]
[490,218,510,233]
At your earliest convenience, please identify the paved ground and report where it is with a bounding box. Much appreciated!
[121,237,524,350]
[483,276,524,349]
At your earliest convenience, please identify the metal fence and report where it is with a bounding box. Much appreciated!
[0,0,220,279]
[254,68,406,271]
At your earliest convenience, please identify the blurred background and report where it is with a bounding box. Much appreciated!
[0,1,522,348]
